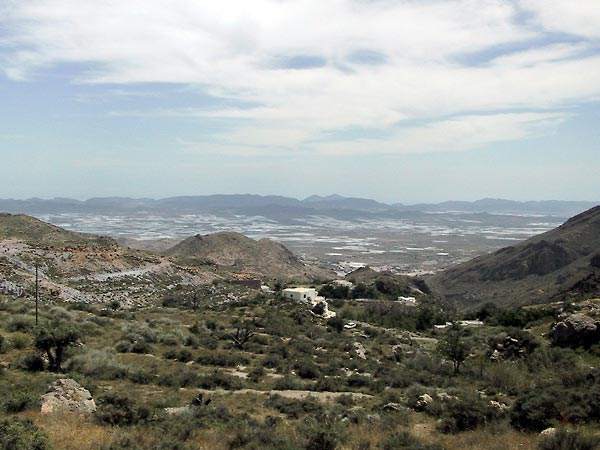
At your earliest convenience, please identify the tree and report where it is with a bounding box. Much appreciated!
[327,316,344,333]
[416,301,435,331]
[34,322,80,372]
[230,321,255,350]
[189,291,201,311]
[437,323,470,375]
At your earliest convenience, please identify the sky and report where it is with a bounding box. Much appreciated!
[0,0,599,204]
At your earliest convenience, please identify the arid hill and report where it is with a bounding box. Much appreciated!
[0,213,116,249]
[345,266,431,297]
[428,205,600,310]
[164,232,333,282]
[0,213,214,304]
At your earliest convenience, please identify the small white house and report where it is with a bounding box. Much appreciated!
[283,287,336,318]
[282,287,318,302]
[434,320,484,330]
[398,296,417,306]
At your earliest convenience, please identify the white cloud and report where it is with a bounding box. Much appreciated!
[521,0,600,40]
[177,112,569,157]
[312,112,570,156]
[1,0,599,155]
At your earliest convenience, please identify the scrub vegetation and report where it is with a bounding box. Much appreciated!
[1,290,599,450]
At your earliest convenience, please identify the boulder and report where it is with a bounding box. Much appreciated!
[414,393,433,412]
[550,313,600,347]
[490,400,510,414]
[437,392,458,402]
[164,406,191,416]
[382,402,406,412]
[353,342,367,360]
[40,379,96,415]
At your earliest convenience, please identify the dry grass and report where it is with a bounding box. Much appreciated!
[438,428,537,450]
[26,411,113,450]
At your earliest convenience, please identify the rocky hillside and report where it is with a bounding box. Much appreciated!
[345,266,431,297]
[0,213,116,249]
[0,213,215,304]
[164,232,333,282]
[428,205,600,310]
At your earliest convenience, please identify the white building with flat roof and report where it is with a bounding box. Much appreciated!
[398,296,417,306]
[282,287,336,318]
[282,287,318,302]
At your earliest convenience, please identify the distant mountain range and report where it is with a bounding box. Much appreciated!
[0,195,596,218]
[428,205,600,310]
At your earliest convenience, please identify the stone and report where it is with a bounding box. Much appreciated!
[353,342,367,360]
[382,402,406,412]
[550,313,600,347]
[414,393,433,412]
[540,427,557,436]
[490,400,510,414]
[40,379,96,415]
[164,406,191,416]
[437,392,458,402]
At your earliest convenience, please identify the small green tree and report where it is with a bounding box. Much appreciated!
[34,322,81,372]
[437,323,470,375]
[327,317,344,333]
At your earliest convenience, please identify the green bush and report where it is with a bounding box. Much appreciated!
[0,386,36,413]
[228,422,301,450]
[537,428,599,450]
[176,349,193,362]
[294,359,321,379]
[196,350,248,367]
[158,333,181,346]
[263,353,284,370]
[9,332,30,350]
[248,365,265,383]
[0,416,52,450]
[264,395,323,419]
[115,340,132,353]
[12,352,45,372]
[298,415,341,450]
[66,350,128,380]
[127,369,152,385]
[378,430,445,450]
[346,374,372,388]
[95,392,151,426]
[510,388,561,432]
[436,393,502,434]
[6,315,35,332]
[273,375,306,391]
[197,370,243,390]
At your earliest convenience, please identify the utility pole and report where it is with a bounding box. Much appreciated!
[35,263,39,326]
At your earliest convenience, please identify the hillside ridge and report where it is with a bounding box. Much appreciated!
[428,204,600,309]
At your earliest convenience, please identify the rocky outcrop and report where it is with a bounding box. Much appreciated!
[550,313,600,348]
[40,379,96,415]
[488,333,537,360]
[382,402,406,412]
[414,394,433,412]
[353,342,367,360]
